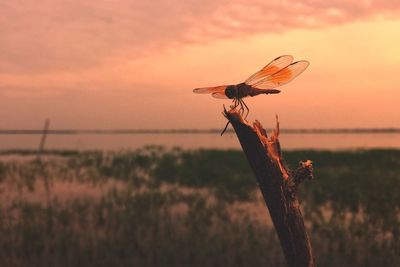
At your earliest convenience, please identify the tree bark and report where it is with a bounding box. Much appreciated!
[224,108,315,267]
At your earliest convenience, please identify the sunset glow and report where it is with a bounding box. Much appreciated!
[1,1,399,129]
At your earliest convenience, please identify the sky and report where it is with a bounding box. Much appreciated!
[1,0,400,130]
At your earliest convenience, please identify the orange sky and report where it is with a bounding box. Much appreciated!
[1,1,399,129]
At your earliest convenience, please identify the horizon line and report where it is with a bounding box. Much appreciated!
[0,128,399,135]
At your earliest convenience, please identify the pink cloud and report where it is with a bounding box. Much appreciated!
[1,0,400,74]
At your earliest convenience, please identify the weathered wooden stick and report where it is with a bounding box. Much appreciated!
[38,118,50,154]
[224,108,315,267]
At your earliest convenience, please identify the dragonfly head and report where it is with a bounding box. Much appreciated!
[225,85,236,99]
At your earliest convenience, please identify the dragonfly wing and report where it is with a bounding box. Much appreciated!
[212,91,229,99]
[193,85,227,94]
[245,55,293,86]
[253,60,309,89]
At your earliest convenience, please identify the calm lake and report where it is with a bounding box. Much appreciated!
[1,132,399,151]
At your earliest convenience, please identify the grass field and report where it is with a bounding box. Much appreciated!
[0,147,399,266]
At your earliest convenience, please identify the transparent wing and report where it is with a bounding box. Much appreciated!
[212,92,229,99]
[252,60,309,89]
[245,55,293,86]
[193,85,227,94]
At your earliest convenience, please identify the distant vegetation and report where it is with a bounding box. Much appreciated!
[1,127,399,134]
[0,147,399,266]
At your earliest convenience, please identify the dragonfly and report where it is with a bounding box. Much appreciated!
[193,55,309,119]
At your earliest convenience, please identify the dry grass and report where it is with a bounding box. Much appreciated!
[0,148,399,266]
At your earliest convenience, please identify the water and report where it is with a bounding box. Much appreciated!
[1,132,399,151]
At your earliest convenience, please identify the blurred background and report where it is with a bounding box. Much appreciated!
[1,1,399,266]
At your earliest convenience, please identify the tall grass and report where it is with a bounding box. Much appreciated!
[0,148,399,266]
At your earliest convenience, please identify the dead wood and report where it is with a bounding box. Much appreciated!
[223,108,315,267]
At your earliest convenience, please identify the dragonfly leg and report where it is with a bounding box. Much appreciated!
[239,99,245,116]
[235,98,242,115]
[241,99,250,119]
[232,98,239,109]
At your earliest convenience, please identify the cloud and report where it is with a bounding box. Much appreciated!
[0,0,221,73]
[1,0,400,74]
[187,0,400,40]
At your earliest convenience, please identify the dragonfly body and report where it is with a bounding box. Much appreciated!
[224,83,281,99]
